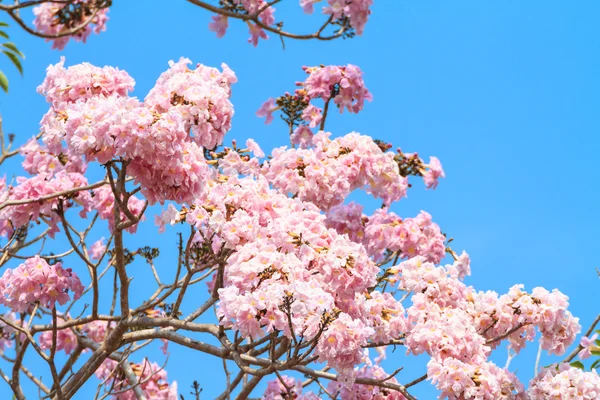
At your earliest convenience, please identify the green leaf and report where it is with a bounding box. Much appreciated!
[592,350,600,356]
[0,22,8,28]
[570,361,584,370]
[0,70,7,93]
[2,42,23,58]
[0,30,8,40]
[3,51,22,75]
[591,359,600,369]
[595,339,600,346]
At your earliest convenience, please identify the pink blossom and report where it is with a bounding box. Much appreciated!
[290,125,314,148]
[256,98,278,124]
[39,320,78,354]
[89,238,107,261]
[579,333,598,360]
[155,204,180,233]
[301,104,323,128]
[245,138,265,158]
[423,156,445,189]
[299,0,320,14]
[209,14,228,38]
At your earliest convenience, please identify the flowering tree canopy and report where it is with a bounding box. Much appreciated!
[0,2,598,400]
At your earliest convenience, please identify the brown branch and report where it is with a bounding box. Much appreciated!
[186,0,346,41]
[0,179,108,211]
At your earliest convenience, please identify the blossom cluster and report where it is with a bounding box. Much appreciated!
[391,255,580,399]
[0,256,84,312]
[527,363,600,399]
[33,0,109,50]
[326,204,447,263]
[35,57,236,205]
[263,132,407,210]
[96,358,178,400]
[160,174,408,373]
[257,64,372,132]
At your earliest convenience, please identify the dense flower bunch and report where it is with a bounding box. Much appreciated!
[527,363,600,399]
[0,170,93,238]
[263,132,407,210]
[300,64,373,114]
[258,64,372,130]
[326,204,447,263]
[163,174,407,373]
[96,358,178,400]
[36,57,236,204]
[33,0,110,50]
[0,256,84,312]
[390,255,580,398]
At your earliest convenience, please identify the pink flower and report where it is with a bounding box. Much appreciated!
[209,14,228,38]
[245,138,265,158]
[248,22,268,46]
[256,98,278,124]
[579,333,599,360]
[155,204,180,233]
[300,0,320,14]
[301,104,323,128]
[89,238,107,261]
[423,156,445,189]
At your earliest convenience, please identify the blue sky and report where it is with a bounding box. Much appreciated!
[1,1,599,398]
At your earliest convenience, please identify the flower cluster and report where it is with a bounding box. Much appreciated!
[208,0,275,46]
[427,357,525,400]
[39,317,79,354]
[263,132,407,210]
[37,57,236,205]
[166,174,406,372]
[257,64,372,130]
[326,204,447,263]
[0,256,84,312]
[262,375,319,399]
[96,358,178,399]
[33,0,109,50]
[300,64,373,114]
[0,170,93,238]
[391,254,581,399]
[527,363,600,399]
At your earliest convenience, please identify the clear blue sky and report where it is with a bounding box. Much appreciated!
[1,1,599,398]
